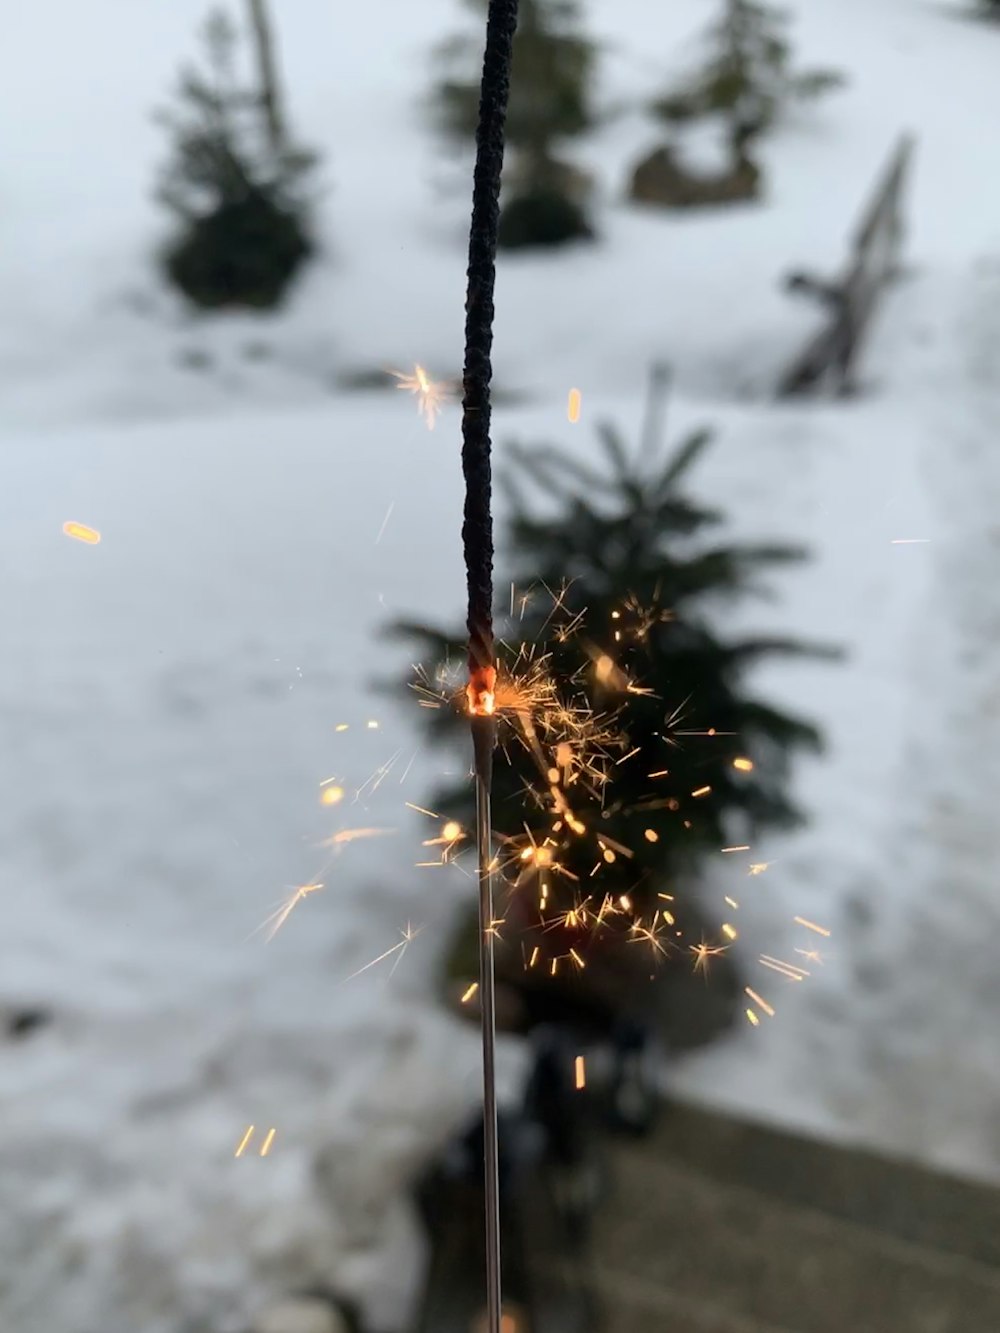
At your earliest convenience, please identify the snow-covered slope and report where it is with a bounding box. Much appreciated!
[2,0,1000,1329]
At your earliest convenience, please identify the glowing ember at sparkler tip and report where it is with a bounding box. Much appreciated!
[467,664,498,717]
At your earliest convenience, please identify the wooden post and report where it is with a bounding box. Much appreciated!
[777,133,915,398]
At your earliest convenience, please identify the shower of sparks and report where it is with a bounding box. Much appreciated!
[345,922,422,981]
[259,1128,277,1157]
[234,1125,256,1158]
[403,580,821,993]
[794,916,831,937]
[375,501,395,544]
[745,986,775,1017]
[574,1055,586,1089]
[567,388,582,423]
[390,363,451,429]
[63,520,101,545]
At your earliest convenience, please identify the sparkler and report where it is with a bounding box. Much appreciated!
[458,3,519,1329]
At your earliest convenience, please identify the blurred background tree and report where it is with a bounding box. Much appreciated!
[653,0,843,145]
[155,2,319,309]
[393,375,834,1045]
[630,0,842,209]
[432,0,598,248]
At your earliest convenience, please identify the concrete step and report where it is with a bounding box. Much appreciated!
[642,1101,1000,1269]
[590,1103,1000,1333]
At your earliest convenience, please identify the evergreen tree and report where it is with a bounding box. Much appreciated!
[653,0,843,153]
[394,378,833,1035]
[433,0,597,248]
[155,4,319,310]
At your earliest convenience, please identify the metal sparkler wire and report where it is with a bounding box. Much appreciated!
[460,3,519,1332]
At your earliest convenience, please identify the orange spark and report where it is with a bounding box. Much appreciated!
[574,1055,586,1090]
[320,785,344,806]
[259,1128,277,1157]
[63,521,100,545]
[732,757,754,772]
[691,940,729,974]
[759,954,809,981]
[722,845,751,853]
[793,916,831,937]
[391,363,451,429]
[320,827,394,848]
[691,785,712,798]
[257,882,324,942]
[234,1125,255,1158]
[346,923,421,980]
[461,982,479,1004]
[567,388,582,423]
[745,1009,760,1027]
[745,986,775,1017]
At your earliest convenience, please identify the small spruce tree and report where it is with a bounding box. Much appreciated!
[433,0,597,249]
[394,380,833,1038]
[653,0,843,153]
[156,4,319,310]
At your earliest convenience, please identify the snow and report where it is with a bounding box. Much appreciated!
[2,0,1000,1328]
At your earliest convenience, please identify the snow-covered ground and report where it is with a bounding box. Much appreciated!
[3,0,1000,1329]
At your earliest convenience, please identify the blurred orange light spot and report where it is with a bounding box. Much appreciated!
[63,521,100,545]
